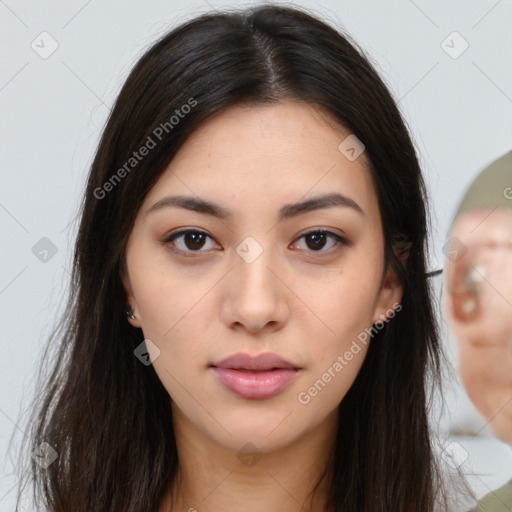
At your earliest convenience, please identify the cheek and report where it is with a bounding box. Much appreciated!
[303,266,380,345]
[138,287,212,402]
[132,274,219,391]
[130,247,213,339]
[293,259,380,402]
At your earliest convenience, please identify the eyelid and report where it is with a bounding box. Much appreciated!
[292,228,349,254]
[163,228,219,257]
[163,227,349,257]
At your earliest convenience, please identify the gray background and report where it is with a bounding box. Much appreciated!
[1,0,511,509]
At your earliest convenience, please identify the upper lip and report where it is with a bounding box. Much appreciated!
[211,352,300,371]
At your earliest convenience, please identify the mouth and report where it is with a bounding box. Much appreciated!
[210,352,301,399]
[218,368,286,373]
[211,351,300,371]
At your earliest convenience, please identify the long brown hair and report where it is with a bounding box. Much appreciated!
[12,4,467,511]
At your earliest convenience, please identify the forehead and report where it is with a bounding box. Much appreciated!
[142,101,380,225]
[451,207,512,246]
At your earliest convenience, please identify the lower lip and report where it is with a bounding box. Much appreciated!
[211,367,299,399]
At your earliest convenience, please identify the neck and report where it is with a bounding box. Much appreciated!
[161,407,338,512]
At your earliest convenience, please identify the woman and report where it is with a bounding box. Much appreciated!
[13,4,471,511]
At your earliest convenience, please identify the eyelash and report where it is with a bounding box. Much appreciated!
[163,228,348,258]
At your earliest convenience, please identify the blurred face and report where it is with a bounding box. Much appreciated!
[123,101,403,453]
[444,207,512,343]
[443,206,512,442]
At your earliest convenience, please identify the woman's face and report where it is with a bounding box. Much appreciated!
[123,101,403,452]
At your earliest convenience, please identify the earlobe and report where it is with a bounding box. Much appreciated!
[373,240,409,324]
[125,303,142,328]
[373,267,403,324]
[121,264,142,328]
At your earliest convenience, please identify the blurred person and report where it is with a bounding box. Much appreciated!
[444,151,512,511]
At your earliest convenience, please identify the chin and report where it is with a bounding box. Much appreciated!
[218,431,302,458]
[194,407,306,453]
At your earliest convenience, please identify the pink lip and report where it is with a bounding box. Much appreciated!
[210,352,301,399]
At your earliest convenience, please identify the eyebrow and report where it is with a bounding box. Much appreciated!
[146,192,365,221]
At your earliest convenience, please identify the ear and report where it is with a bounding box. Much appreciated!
[372,240,409,325]
[121,261,142,328]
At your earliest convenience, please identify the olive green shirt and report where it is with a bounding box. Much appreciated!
[476,479,512,511]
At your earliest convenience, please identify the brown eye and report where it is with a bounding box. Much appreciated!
[163,228,348,258]
[294,229,348,254]
[164,230,218,256]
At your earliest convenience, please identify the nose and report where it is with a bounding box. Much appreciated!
[220,240,290,335]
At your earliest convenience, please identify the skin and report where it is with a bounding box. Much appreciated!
[443,207,512,445]
[122,100,404,511]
